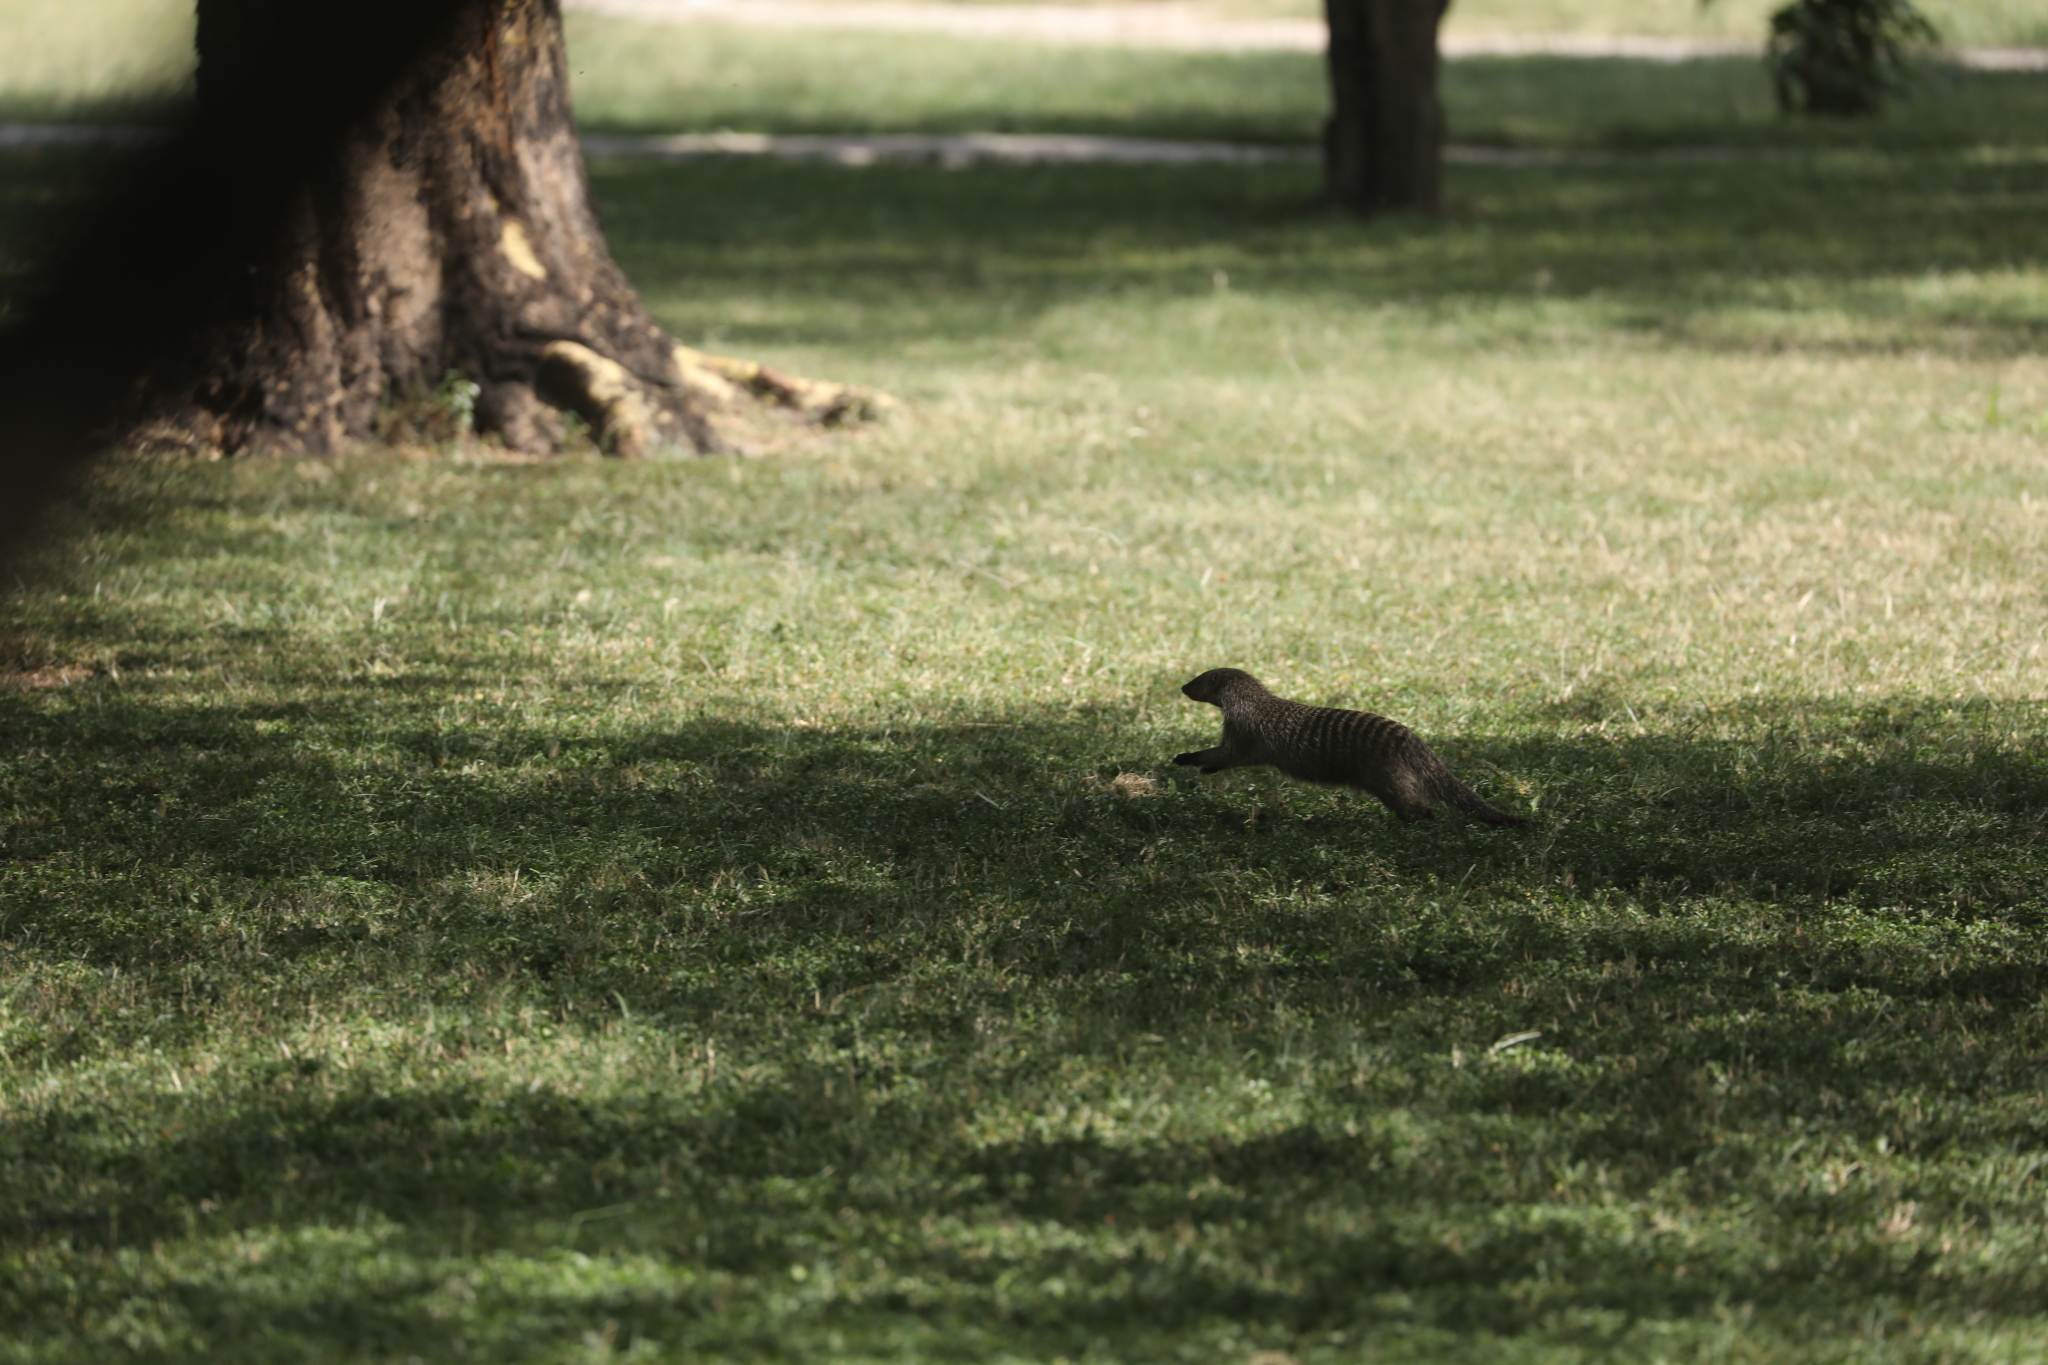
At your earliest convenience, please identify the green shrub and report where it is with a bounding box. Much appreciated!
[1767,0,1940,115]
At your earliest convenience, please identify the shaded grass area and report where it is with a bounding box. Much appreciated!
[4,81,2048,1365]
[597,152,2048,360]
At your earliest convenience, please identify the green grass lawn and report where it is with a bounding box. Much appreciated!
[4,10,2048,1365]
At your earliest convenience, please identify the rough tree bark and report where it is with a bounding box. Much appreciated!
[1322,0,1449,216]
[153,0,872,458]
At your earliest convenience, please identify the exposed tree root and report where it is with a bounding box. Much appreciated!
[532,340,891,458]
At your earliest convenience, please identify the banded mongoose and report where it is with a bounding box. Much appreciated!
[1173,668,1525,825]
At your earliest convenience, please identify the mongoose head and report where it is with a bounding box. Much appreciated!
[1181,668,1264,706]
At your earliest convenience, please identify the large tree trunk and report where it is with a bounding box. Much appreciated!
[1322,0,1448,216]
[155,0,870,458]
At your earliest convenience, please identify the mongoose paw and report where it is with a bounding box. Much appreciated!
[1200,766,1222,776]
[1172,752,1202,767]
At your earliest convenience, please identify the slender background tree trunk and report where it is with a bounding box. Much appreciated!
[160,0,864,458]
[1322,0,1448,216]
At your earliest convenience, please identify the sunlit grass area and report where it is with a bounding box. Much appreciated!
[0,0,192,124]
[1095,0,2048,45]
[3,115,2048,1359]
[1436,0,2042,45]
[559,17,2048,148]
[2,0,2044,133]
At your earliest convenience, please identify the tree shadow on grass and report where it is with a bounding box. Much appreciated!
[8,1052,2047,1357]
[3,693,2046,1352]
[597,144,2048,358]
[1,688,2042,986]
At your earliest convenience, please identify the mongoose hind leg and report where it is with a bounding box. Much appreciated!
[1361,770,1437,823]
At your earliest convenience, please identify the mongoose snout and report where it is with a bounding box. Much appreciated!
[1173,667,1525,825]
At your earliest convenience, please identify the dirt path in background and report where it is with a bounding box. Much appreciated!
[3,123,1800,165]
[572,131,1815,167]
[566,0,2048,67]
[0,122,1816,166]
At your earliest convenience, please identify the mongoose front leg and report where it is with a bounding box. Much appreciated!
[1174,746,1235,775]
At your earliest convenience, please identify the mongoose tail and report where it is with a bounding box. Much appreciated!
[1174,667,1527,826]
[1424,766,1526,827]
